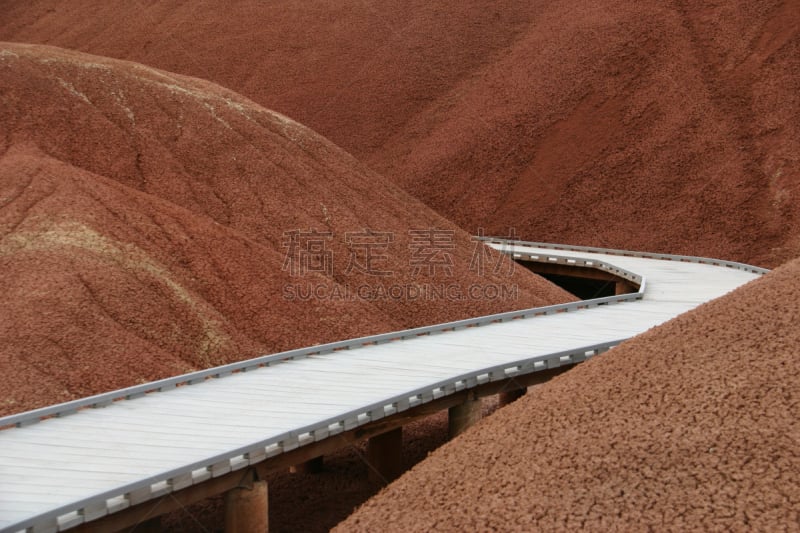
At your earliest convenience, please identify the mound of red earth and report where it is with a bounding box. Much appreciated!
[0,43,572,415]
[337,260,800,531]
[2,1,798,266]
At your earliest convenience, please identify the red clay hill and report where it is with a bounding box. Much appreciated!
[1,1,798,266]
[0,43,571,415]
[338,257,800,532]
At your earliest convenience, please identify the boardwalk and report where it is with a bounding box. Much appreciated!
[0,241,766,532]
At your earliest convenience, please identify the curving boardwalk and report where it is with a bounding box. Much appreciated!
[0,240,767,533]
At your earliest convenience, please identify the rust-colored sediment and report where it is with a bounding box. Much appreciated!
[2,1,798,265]
[0,43,571,415]
[1,1,798,530]
[338,261,800,531]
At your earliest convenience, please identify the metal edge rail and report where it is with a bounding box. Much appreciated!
[508,250,646,290]
[480,237,771,275]
[0,251,644,430]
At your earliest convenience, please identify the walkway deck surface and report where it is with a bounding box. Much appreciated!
[0,241,766,532]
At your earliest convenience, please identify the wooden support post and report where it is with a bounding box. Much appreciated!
[366,427,403,486]
[290,455,324,474]
[498,387,526,407]
[448,394,482,439]
[225,479,268,533]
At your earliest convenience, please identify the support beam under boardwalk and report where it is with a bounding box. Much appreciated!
[498,387,527,407]
[290,455,324,474]
[615,279,637,295]
[225,479,268,533]
[448,394,482,438]
[367,427,403,486]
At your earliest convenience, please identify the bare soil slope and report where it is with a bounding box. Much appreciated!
[0,0,534,159]
[376,0,800,267]
[0,43,571,415]
[1,1,798,265]
[338,260,800,531]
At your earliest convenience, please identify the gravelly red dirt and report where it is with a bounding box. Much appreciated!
[1,1,798,265]
[0,43,571,415]
[1,3,798,531]
[337,261,800,531]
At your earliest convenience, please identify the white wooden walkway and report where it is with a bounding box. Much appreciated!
[0,241,767,532]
